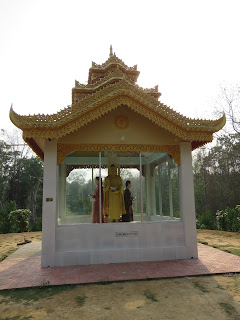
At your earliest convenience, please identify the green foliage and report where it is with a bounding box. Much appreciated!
[66,178,92,215]
[8,157,43,226]
[0,201,17,233]
[197,206,240,232]
[9,209,32,233]
[196,211,217,230]
[216,205,240,232]
[0,131,43,230]
[194,134,240,216]
[30,219,42,231]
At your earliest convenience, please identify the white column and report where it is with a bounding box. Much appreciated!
[145,164,151,218]
[41,140,58,267]
[179,142,198,258]
[99,152,102,224]
[158,165,163,216]
[91,166,94,193]
[91,166,94,215]
[151,167,156,216]
[168,162,173,217]
[58,164,67,224]
[139,152,143,222]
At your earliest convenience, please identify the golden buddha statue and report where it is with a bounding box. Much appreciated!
[103,164,126,222]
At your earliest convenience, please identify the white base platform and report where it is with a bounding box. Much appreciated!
[41,220,198,267]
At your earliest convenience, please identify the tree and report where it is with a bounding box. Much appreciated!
[193,83,240,219]
[193,134,240,217]
[0,128,31,208]
[0,129,43,231]
[214,84,240,135]
[0,140,12,211]
[66,180,81,213]
[0,201,16,234]
[9,209,32,233]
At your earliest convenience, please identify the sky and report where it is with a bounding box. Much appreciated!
[0,0,240,133]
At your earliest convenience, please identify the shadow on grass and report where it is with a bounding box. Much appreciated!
[0,284,76,305]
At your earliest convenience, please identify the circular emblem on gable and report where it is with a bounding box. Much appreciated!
[114,115,129,130]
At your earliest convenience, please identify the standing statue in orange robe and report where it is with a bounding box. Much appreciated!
[103,164,126,222]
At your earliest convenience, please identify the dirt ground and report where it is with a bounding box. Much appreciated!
[0,275,240,320]
[197,229,240,256]
[0,230,240,319]
[0,232,42,262]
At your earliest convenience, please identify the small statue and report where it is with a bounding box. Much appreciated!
[103,164,126,222]
[123,180,134,222]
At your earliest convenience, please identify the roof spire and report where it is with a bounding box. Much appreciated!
[110,45,113,57]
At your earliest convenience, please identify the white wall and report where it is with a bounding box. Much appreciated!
[54,221,186,266]
[41,141,198,267]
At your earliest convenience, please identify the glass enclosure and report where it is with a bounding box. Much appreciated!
[57,151,180,225]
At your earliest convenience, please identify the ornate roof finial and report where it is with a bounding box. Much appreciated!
[110,45,113,57]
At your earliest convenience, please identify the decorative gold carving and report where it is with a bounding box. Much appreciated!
[74,67,160,99]
[114,115,129,130]
[75,67,127,89]
[9,49,226,156]
[57,143,180,165]
[10,80,226,144]
[88,49,140,85]
[91,53,137,71]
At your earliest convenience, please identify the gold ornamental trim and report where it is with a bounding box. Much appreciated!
[12,96,225,145]
[9,47,226,155]
[91,51,138,72]
[114,115,129,130]
[10,78,226,144]
[57,143,180,165]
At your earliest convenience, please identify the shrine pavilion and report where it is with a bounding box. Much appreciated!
[10,47,226,267]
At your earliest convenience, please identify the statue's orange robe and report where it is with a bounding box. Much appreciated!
[103,175,126,221]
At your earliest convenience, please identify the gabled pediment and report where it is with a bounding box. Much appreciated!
[10,78,225,143]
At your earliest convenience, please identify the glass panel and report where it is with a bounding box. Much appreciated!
[66,168,92,217]
[57,150,180,225]
[58,151,102,225]
[141,152,180,221]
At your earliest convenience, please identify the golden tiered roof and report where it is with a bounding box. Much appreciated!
[72,45,161,103]
[10,46,226,162]
[88,45,140,83]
